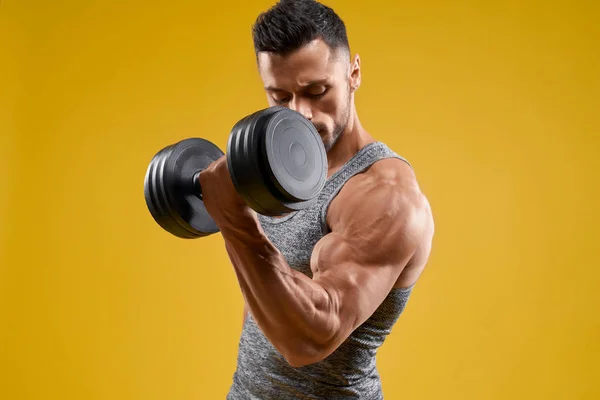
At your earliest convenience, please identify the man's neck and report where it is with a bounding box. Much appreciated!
[326,114,375,178]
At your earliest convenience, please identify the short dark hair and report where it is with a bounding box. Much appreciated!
[252,0,350,58]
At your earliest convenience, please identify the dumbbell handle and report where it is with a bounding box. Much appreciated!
[192,170,203,200]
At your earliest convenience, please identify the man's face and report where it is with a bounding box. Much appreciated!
[257,39,356,152]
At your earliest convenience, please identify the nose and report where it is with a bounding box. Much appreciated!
[289,98,313,121]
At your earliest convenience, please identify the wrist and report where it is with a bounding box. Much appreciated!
[220,213,280,258]
[215,206,259,236]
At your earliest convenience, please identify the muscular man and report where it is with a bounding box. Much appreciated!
[199,0,435,398]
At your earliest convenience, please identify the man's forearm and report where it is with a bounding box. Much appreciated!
[219,213,336,363]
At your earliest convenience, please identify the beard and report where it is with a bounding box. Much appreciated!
[312,89,352,153]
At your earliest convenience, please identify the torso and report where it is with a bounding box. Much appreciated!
[228,141,430,399]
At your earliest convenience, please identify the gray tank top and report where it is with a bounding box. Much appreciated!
[227,142,414,400]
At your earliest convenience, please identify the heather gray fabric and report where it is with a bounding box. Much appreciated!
[227,142,414,399]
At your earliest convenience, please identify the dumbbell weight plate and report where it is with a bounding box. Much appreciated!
[227,106,327,216]
[262,107,327,208]
[145,145,184,236]
[144,138,224,238]
[227,108,276,215]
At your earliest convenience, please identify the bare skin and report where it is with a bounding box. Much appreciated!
[199,39,434,367]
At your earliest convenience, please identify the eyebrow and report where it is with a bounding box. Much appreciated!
[265,79,329,92]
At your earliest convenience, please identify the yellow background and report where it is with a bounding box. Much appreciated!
[2,0,599,399]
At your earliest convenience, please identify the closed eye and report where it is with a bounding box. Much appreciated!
[308,88,329,99]
[272,96,290,105]
[272,89,329,105]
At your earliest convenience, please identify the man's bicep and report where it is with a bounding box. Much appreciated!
[311,234,403,336]
[311,236,405,333]
[310,181,428,337]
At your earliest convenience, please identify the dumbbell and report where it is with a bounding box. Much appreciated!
[143,106,328,238]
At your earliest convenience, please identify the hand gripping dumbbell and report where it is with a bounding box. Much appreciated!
[143,106,328,238]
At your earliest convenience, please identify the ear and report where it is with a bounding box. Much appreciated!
[349,54,361,93]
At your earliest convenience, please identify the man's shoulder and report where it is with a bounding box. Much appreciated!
[328,151,430,234]
[366,155,414,184]
[344,151,420,203]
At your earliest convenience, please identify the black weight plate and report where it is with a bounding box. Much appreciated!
[145,142,201,238]
[226,111,254,209]
[227,108,279,215]
[227,107,291,215]
[262,107,327,203]
[145,144,197,238]
[227,107,327,216]
[240,108,286,213]
[144,138,224,238]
